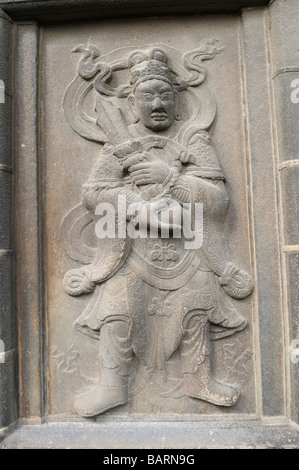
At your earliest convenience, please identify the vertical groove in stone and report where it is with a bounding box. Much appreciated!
[0,8,17,432]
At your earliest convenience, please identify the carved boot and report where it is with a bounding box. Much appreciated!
[180,313,240,406]
[74,320,133,417]
[184,355,240,407]
[74,365,129,417]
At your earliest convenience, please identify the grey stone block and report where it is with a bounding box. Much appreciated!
[0,0,270,20]
[285,252,299,339]
[0,255,14,351]
[270,0,299,75]
[290,361,299,425]
[241,8,285,417]
[285,252,299,425]
[273,72,299,165]
[0,95,11,167]
[0,14,11,96]
[0,353,16,430]
[1,420,299,449]
[0,172,11,250]
[14,23,43,421]
[280,166,299,247]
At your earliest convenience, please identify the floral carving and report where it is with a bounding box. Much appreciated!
[147,291,172,318]
[150,243,179,265]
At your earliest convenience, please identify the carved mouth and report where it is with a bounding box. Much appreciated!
[151,113,168,121]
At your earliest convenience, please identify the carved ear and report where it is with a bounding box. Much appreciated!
[174,91,181,121]
[128,94,140,123]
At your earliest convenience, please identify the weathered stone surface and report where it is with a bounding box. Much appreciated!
[0,172,11,250]
[0,13,11,167]
[269,0,299,427]
[286,252,299,343]
[0,97,12,167]
[14,23,43,421]
[0,0,270,22]
[0,13,11,95]
[270,0,299,75]
[0,255,14,351]
[0,352,16,431]
[285,251,299,425]
[273,72,299,165]
[0,8,15,436]
[241,7,285,417]
[280,166,299,247]
[1,420,299,449]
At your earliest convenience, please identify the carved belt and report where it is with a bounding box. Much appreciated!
[127,246,202,290]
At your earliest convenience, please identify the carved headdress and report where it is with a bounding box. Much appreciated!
[127,48,187,92]
[63,39,224,143]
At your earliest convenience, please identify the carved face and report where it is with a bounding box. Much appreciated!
[132,79,176,131]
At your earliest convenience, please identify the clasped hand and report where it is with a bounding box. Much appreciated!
[123,152,171,186]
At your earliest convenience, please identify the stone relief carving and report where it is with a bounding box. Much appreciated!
[61,40,254,417]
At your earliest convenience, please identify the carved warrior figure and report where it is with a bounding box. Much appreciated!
[62,41,254,417]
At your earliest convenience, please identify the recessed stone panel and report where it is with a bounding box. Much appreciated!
[41,16,255,420]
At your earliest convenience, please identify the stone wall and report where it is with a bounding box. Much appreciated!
[0,0,298,449]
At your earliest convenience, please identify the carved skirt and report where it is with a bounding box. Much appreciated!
[74,259,246,372]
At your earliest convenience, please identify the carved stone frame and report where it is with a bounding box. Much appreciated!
[0,0,298,448]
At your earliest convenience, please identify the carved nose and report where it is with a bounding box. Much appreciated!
[152,97,163,110]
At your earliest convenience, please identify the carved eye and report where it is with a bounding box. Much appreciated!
[161,93,172,101]
[143,93,154,101]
